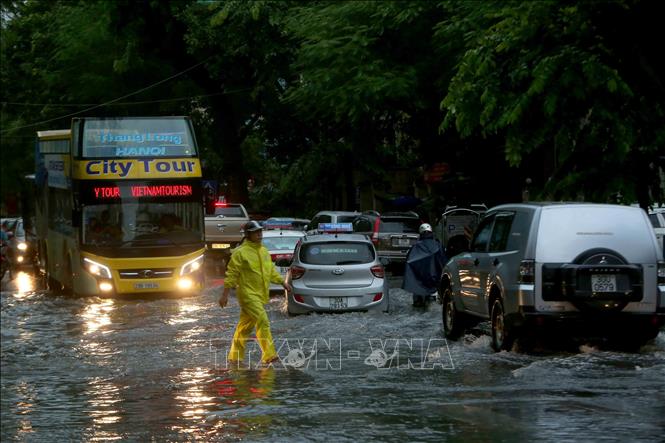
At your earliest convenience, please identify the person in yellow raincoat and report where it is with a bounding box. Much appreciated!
[219,220,292,364]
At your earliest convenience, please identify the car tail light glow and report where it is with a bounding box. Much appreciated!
[519,260,535,283]
[373,293,383,302]
[271,253,293,262]
[371,265,384,278]
[290,265,306,280]
[214,202,227,207]
[371,218,380,245]
[294,294,305,303]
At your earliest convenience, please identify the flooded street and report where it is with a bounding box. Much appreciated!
[2,271,664,442]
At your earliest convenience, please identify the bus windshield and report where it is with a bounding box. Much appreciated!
[83,202,203,247]
[81,118,196,158]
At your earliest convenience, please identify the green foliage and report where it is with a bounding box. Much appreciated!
[437,0,663,204]
[1,0,663,215]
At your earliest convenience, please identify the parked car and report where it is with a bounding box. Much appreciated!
[306,211,360,234]
[204,202,250,274]
[262,229,305,293]
[285,223,389,314]
[648,207,665,259]
[351,211,421,268]
[439,203,665,351]
[262,217,310,231]
[433,207,485,259]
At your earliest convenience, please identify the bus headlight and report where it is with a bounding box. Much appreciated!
[83,258,112,279]
[177,278,194,290]
[99,281,114,292]
[180,255,204,276]
[17,242,28,251]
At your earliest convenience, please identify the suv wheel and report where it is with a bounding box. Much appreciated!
[442,288,465,339]
[491,298,514,351]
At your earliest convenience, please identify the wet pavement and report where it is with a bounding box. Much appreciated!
[2,271,664,442]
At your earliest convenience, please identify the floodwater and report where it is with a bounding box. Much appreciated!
[1,271,664,442]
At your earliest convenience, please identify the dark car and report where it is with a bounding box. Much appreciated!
[352,211,421,269]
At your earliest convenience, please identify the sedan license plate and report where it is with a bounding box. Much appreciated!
[134,282,159,290]
[591,274,616,292]
[329,297,348,310]
[212,243,231,249]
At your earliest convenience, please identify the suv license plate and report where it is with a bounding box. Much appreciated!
[329,297,348,310]
[212,243,231,249]
[393,238,411,247]
[134,282,159,290]
[591,274,616,292]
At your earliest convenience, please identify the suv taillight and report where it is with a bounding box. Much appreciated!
[658,261,665,284]
[371,265,384,278]
[519,260,535,283]
[290,265,306,280]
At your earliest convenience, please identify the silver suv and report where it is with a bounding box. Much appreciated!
[440,203,665,351]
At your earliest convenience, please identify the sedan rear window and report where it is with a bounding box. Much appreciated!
[300,241,375,265]
[262,236,301,251]
[379,218,419,233]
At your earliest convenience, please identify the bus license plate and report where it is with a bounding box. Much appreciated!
[212,243,231,249]
[135,282,159,289]
[591,274,616,292]
[329,297,348,310]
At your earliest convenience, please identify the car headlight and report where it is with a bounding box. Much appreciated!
[83,257,112,279]
[180,255,204,276]
[17,242,28,251]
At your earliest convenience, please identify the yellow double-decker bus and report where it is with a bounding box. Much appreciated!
[34,117,205,296]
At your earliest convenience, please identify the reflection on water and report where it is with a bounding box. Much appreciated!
[14,272,36,297]
[81,299,115,334]
[168,299,203,326]
[2,279,664,441]
[13,381,36,437]
[86,378,122,441]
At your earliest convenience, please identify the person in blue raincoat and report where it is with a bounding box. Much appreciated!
[402,223,446,307]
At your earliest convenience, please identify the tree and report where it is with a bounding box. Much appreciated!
[283,1,446,210]
[437,0,664,207]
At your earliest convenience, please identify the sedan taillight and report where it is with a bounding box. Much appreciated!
[290,265,306,280]
[371,265,384,278]
[371,218,380,246]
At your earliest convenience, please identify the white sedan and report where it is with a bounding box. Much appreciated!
[262,229,305,293]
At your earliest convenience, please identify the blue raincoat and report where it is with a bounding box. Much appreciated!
[402,233,446,296]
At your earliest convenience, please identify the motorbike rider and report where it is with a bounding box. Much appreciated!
[402,223,447,308]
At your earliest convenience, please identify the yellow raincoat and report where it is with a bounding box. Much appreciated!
[224,240,283,363]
